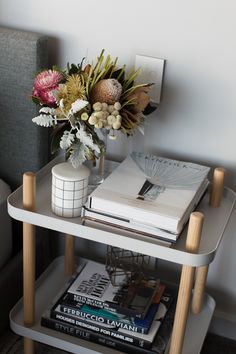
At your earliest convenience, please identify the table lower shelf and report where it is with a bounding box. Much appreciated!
[10,257,215,354]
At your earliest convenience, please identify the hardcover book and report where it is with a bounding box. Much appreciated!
[88,152,210,234]
[57,284,166,335]
[65,260,159,318]
[82,206,176,243]
[81,216,172,247]
[41,290,177,354]
[50,286,175,349]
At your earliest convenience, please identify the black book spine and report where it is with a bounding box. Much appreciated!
[50,309,153,349]
[41,316,158,354]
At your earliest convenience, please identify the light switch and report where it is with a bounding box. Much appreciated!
[135,55,165,104]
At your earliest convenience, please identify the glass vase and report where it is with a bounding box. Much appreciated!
[88,129,108,188]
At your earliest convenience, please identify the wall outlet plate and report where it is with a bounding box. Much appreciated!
[135,55,165,104]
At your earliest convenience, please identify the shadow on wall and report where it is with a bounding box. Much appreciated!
[48,36,60,67]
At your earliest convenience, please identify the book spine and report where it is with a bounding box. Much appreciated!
[82,213,174,244]
[50,309,153,348]
[65,292,144,318]
[41,316,157,354]
[59,303,148,334]
[81,206,174,245]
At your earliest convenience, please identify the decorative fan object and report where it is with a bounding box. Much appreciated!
[131,151,209,201]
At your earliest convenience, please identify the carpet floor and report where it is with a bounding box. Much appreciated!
[0,330,236,353]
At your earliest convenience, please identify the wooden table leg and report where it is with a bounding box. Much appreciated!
[209,167,226,208]
[64,234,75,276]
[24,337,35,354]
[23,172,36,354]
[169,212,204,354]
[191,265,209,314]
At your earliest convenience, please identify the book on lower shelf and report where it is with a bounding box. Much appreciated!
[88,152,210,234]
[58,283,166,335]
[41,294,177,354]
[40,258,178,353]
[50,288,173,349]
[64,260,160,319]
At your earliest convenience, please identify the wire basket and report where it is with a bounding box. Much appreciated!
[105,246,156,286]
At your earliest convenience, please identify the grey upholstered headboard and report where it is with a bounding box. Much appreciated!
[0,27,50,190]
[0,27,51,332]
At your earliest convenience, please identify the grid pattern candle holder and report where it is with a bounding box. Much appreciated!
[51,162,90,218]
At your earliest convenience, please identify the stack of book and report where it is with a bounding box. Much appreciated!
[82,152,210,244]
[41,260,177,353]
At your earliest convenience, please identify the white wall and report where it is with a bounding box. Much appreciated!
[1,0,236,339]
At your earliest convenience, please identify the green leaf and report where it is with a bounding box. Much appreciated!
[32,96,41,105]
[112,68,125,84]
[67,63,82,75]
[79,57,86,70]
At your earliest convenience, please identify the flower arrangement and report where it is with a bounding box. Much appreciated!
[32,50,154,168]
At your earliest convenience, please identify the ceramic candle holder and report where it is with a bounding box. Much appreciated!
[51,162,90,218]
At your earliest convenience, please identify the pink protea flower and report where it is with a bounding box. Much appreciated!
[38,89,59,107]
[32,69,63,106]
[34,69,62,91]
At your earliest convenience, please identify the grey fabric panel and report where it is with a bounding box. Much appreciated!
[0,28,52,332]
[0,27,50,190]
[0,179,12,269]
[0,252,22,332]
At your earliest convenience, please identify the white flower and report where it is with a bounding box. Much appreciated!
[93,111,104,120]
[70,99,89,115]
[107,115,116,125]
[101,102,108,111]
[112,121,121,129]
[95,121,103,129]
[76,124,100,153]
[112,110,119,117]
[114,102,121,111]
[108,105,114,113]
[81,112,89,121]
[32,114,54,127]
[93,102,102,111]
[88,115,97,125]
[60,131,75,149]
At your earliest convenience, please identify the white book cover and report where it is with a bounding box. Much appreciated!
[66,260,160,317]
[67,261,126,308]
[89,152,210,233]
[83,176,208,242]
